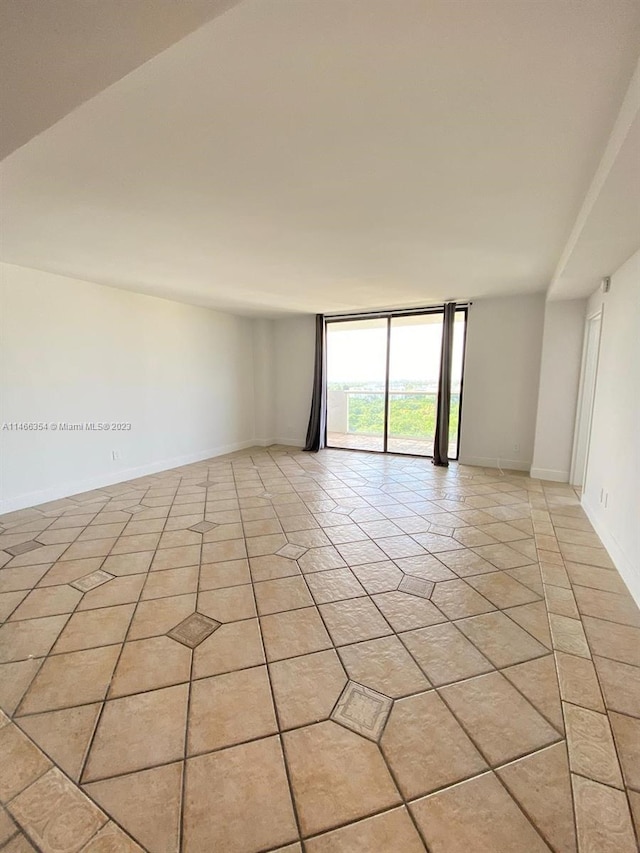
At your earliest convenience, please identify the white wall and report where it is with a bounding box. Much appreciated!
[458,294,545,470]
[272,315,316,446]
[267,296,547,464]
[0,263,257,512]
[581,250,639,602]
[252,318,275,444]
[530,299,587,481]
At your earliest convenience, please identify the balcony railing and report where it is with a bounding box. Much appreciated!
[327,388,459,455]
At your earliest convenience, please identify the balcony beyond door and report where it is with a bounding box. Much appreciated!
[326,309,466,458]
[326,318,387,453]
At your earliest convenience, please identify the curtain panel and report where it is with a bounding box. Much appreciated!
[303,314,327,452]
[432,301,456,466]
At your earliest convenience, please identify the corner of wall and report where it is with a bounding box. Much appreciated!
[582,492,640,605]
[251,318,276,444]
[579,249,640,605]
[458,292,546,469]
[530,298,587,484]
[529,466,570,483]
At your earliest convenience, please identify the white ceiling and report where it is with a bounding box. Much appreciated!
[1,0,639,316]
[548,64,640,300]
[0,0,240,158]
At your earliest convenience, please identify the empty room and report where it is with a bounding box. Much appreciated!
[1,1,639,852]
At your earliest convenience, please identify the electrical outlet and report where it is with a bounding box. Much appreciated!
[513,443,520,453]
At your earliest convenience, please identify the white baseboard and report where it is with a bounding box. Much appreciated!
[530,467,570,483]
[457,455,531,472]
[582,494,640,607]
[272,438,305,449]
[251,438,276,447]
[239,438,305,451]
[0,438,258,514]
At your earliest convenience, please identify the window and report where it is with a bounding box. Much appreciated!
[326,307,467,457]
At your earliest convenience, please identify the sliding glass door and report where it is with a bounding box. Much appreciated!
[387,314,442,455]
[449,311,467,458]
[326,318,388,452]
[326,308,467,458]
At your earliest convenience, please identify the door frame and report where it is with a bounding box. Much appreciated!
[570,309,603,488]
[324,305,469,459]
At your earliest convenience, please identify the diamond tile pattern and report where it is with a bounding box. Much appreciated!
[331,680,392,741]
[4,541,42,557]
[276,543,308,559]
[188,520,218,533]
[70,569,114,592]
[0,446,638,853]
[398,574,434,599]
[167,612,220,648]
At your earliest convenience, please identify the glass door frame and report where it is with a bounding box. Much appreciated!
[324,305,469,459]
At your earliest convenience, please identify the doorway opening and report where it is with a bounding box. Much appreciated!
[325,307,468,458]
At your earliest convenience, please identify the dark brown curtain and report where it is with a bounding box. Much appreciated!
[304,314,327,452]
[432,302,456,466]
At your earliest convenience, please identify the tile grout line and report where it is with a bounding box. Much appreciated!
[1,450,638,852]
[178,464,201,853]
[539,483,637,850]
[277,529,433,853]
[74,477,180,791]
[2,487,167,641]
[260,452,437,850]
[366,495,568,738]
[235,458,307,852]
[0,711,143,852]
[285,462,553,848]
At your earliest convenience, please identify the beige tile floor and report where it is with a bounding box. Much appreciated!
[0,446,638,853]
